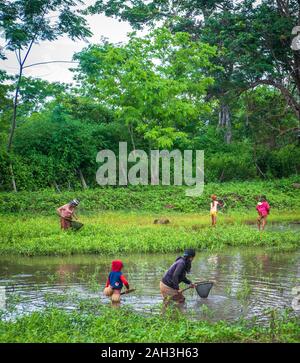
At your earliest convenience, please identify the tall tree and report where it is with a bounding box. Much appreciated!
[87,0,300,143]
[74,28,217,149]
[0,0,92,191]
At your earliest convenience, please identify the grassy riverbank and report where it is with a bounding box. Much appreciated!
[0,211,299,256]
[0,305,299,343]
[0,178,299,256]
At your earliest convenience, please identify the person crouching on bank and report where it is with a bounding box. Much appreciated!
[56,199,80,230]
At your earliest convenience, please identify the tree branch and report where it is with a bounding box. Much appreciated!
[240,79,300,119]
[14,50,21,65]
[23,60,78,69]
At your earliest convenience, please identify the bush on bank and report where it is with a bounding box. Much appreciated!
[1,178,300,214]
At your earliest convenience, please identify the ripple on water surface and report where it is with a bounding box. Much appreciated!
[0,247,299,324]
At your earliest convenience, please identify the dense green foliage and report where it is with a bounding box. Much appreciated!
[88,0,300,120]
[0,305,299,342]
[1,178,299,214]
[1,2,300,191]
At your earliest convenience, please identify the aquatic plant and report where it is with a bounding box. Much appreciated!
[0,304,299,343]
[236,280,253,301]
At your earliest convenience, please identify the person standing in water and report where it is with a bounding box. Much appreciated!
[256,196,270,231]
[103,260,130,303]
[160,249,196,307]
[210,194,224,227]
[56,199,80,230]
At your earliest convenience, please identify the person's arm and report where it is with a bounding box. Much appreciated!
[219,200,225,208]
[57,206,64,217]
[178,277,195,293]
[120,275,129,289]
[266,202,270,214]
[182,276,192,285]
[105,278,110,288]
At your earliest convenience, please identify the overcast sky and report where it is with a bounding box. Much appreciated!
[0,1,146,84]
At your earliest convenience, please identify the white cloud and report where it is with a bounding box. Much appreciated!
[0,8,146,84]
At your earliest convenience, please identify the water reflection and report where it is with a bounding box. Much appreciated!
[0,247,299,324]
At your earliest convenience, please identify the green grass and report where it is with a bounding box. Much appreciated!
[0,211,299,256]
[1,179,299,342]
[1,177,300,214]
[0,304,299,342]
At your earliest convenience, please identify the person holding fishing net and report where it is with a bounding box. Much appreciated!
[160,249,196,307]
[56,199,83,231]
[103,260,132,303]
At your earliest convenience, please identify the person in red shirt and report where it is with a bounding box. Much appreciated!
[103,260,129,303]
[256,196,270,231]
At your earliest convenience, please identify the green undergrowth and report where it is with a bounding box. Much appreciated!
[0,304,299,343]
[1,178,300,214]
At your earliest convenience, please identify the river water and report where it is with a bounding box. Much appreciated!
[0,246,299,324]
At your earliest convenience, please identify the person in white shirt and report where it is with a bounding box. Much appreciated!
[210,194,224,226]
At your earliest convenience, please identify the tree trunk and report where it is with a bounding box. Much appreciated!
[128,124,136,151]
[53,181,60,193]
[78,169,88,189]
[247,79,300,120]
[218,102,232,144]
[9,163,17,193]
[7,68,22,152]
[7,68,23,192]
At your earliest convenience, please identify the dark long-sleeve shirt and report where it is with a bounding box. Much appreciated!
[162,257,192,290]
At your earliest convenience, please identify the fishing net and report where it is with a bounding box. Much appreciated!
[195,281,213,298]
[70,221,84,231]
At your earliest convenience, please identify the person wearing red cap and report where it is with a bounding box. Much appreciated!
[103,260,130,303]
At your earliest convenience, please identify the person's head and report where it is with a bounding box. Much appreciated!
[182,249,195,273]
[111,260,124,272]
[69,199,80,208]
[211,194,217,201]
[260,195,267,202]
[183,248,196,261]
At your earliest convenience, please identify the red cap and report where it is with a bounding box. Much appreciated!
[111,260,123,272]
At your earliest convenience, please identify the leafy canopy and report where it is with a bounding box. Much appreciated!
[74,27,218,148]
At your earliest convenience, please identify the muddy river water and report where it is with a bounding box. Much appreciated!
[1,245,299,324]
